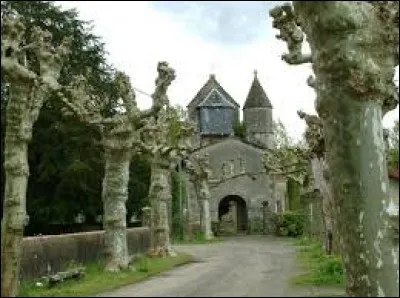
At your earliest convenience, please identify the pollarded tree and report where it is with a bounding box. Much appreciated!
[297,110,338,255]
[270,2,399,296]
[184,153,214,240]
[263,146,309,212]
[1,0,119,233]
[60,62,175,271]
[387,120,399,171]
[1,16,71,297]
[140,106,194,256]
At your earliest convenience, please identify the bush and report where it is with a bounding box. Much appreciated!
[292,238,344,287]
[211,221,220,236]
[233,121,246,139]
[136,254,149,272]
[272,212,305,237]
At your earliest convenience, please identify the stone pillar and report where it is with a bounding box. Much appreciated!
[201,199,214,240]
[230,201,238,234]
[262,201,273,235]
[183,208,191,241]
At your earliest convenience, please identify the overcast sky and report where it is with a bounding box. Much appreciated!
[58,1,399,141]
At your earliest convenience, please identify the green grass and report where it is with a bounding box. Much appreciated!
[293,236,320,247]
[19,253,194,297]
[290,236,345,287]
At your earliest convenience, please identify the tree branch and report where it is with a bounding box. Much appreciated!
[269,3,312,65]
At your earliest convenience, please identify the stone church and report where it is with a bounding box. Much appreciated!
[183,72,287,234]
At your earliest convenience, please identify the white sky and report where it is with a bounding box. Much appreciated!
[58,1,399,142]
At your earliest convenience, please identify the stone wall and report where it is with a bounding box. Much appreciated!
[184,138,290,235]
[21,227,150,280]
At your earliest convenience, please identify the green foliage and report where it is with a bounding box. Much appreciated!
[136,254,149,273]
[287,178,301,211]
[272,119,293,149]
[171,170,187,241]
[167,104,187,148]
[387,120,399,171]
[0,1,150,233]
[271,211,305,237]
[211,221,220,236]
[291,237,344,287]
[127,155,151,221]
[233,121,246,139]
[293,236,315,246]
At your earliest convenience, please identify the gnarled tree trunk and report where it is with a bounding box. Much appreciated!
[310,156,338,254]
[199,198,213,240]
[1,87,31,297]
[102,148,132,271]
[148,159,174,256]
[292,2,399,296]
[1,16,70,296]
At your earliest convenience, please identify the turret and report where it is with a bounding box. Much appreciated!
[243,70,274,149]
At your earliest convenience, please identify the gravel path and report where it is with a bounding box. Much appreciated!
[97,236,345,297]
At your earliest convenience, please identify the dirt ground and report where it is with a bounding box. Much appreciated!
[97,235,345,297]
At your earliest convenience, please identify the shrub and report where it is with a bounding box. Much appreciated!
[292,238,344,287]
[211,221,220,236]
[233,121,246,139]
[136,254,149,272]
[272,211,305,237]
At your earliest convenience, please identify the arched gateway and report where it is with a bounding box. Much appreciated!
[218,195,248,232]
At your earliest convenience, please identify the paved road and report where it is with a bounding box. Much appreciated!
[98,236,344,297]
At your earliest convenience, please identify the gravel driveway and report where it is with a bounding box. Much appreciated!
[97,235,344,297]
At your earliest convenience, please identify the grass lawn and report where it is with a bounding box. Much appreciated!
[19,253,193,297]
[290,237,345,288]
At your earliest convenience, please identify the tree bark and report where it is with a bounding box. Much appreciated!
[199,198,213,240]
[293,2,399,296]
[148,160,174,256]
[102,149,131,271]
[311,157,338,254]
[1,86,31,297]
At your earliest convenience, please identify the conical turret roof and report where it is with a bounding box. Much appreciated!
[243,70,272,109]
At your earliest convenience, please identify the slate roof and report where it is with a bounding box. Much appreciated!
[198,88,235,108]
[243,71,272,109]
[187,74,240,110]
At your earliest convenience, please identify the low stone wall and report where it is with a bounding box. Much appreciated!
[21,227,150,280]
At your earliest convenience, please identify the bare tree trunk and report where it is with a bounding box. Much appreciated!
[293,2,399,296]
[148,160,174,256]
[102,149,131,271]
[199,199,213,240]
[311,157,337,254]
[323,99,398,296]
[1,87,31,297]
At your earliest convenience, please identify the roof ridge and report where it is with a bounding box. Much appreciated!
[187,74,240,109]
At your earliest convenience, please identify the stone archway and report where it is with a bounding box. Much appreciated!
[218,195,248,233]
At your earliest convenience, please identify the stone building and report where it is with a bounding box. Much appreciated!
[183,71,287,234]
